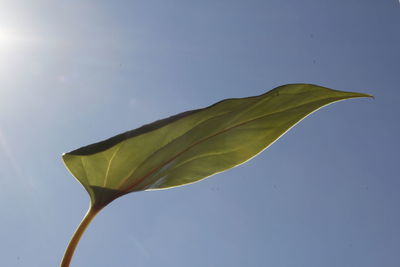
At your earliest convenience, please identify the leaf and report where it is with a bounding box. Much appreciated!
[62,84,371,209]
[60,84,371,266]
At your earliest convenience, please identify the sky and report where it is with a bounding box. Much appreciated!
[0,0,399,266]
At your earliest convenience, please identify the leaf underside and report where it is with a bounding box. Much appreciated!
[62,84,371,209]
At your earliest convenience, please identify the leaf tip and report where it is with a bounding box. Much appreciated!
[366,93,375,100]
[345,91,374,100]
[353,91,374,99]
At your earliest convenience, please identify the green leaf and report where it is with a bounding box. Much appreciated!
[62,84,371,209]
[60,84,371,266]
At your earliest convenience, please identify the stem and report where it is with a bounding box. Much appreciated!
[60,205,101,267]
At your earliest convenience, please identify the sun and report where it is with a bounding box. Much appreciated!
[0,28,15,43]
[0,27,39,47]
[0,28,23,45]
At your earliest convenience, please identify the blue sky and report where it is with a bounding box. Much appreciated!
[0,1,399,266]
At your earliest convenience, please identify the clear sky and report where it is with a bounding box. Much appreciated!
[0,1,399,266]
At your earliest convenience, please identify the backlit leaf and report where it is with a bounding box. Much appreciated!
[61,84,371,266]
[62,84,371,209]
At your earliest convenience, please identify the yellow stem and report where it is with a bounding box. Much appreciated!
[60,205,100,267]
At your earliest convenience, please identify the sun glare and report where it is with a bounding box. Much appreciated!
[0,28,24,45]
[0,28,16,43]
[0,27,40,48]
